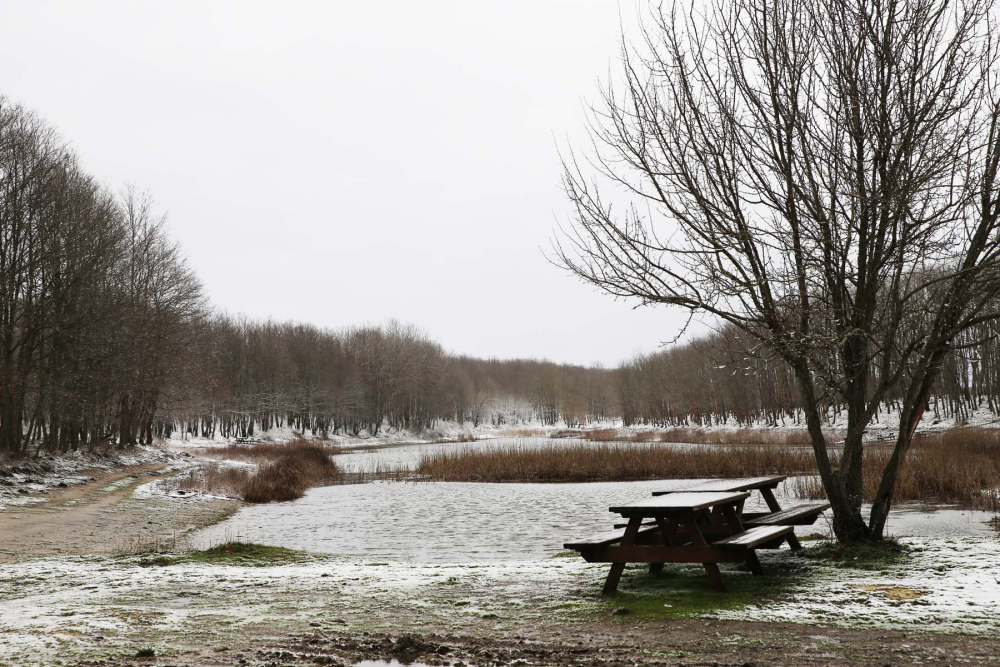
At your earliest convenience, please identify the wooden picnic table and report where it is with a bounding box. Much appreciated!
[650,475,831,551]
[566,490,793,594]
[565,476,831,594]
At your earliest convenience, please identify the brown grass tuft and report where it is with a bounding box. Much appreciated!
[796,427,1000,509]
[186,438,339,503]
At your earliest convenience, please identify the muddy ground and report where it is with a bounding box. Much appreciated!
[1,460,999,667]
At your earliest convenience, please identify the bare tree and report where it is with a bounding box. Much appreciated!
[556,0,1000,543]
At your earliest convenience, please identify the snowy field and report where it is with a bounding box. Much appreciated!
[1,420,999,665]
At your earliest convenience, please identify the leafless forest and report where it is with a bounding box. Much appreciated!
[2,96,1000,457]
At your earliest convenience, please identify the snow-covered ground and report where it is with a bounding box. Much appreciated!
[0,529,997,667]
[0,445,176,511]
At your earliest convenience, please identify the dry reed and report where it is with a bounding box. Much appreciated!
[796,427,1000,509]
[415,442,817,483]
[185,438,339,502]
[571,427,842,446]
[418,428,1000,509]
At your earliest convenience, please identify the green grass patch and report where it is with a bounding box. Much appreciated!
[597,564,796,621]
[176,541,311,567]
[137,555,176,568]
[805,539,909,571]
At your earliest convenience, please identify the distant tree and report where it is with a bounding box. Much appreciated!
[556,0,1000,543]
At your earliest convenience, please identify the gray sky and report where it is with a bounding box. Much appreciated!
[0,0,704,365]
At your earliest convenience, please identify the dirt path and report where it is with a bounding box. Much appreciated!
[0,462,240,561]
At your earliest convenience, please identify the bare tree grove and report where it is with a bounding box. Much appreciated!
[557,0,1000,543]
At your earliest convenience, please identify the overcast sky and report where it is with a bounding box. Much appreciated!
[0,0,706,366]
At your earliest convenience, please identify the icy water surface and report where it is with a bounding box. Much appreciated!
[192,438,997,562]
[193,477,825,561]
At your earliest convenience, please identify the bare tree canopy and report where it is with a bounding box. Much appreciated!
[556,0,1000,543]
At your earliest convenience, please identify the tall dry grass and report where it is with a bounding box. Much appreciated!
[571,427,842,446]
[184,439,339,502]
[796,427,1000,509]
[418,428,1000,508]
[415,442,817,483]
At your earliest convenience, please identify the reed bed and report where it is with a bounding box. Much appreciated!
[197,439,342,461]
[796,428,1000,509]
[415,442,817,483]
[418,428,1000,509]
[568,427,843,446]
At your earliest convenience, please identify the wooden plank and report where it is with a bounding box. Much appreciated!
[610,491,750,517]
[564,524,659,550]
[580,545,745,564]
[712,525,792,550]
[652,476,786,495]
[745,502,831,527]
[744,550,766,576]
[759,486,783,512]
[683,509,728,592]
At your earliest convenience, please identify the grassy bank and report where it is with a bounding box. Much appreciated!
[417,428,1000,508]
[180,439,339,502]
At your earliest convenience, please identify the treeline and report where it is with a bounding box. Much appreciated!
[0,99,622,454]
[9,96,1000,455]
[617,323,1000,429]
[165,320,618,441]
[0,100,204,453]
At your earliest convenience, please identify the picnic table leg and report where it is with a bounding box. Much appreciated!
[759,486,782,512]
[686,511,727,592]
[744,550,766,576]
[760,486,803,551]
[719,504,765,575]
[602,516,642,595]
[648,517,678,574]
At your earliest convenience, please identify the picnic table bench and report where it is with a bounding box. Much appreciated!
[234,436,263,445]
[565,477,830,594]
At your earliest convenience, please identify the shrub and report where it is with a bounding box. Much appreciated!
[185,439,339,503]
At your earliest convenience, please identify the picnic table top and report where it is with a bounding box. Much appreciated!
[651,476,786,495]
[610,490,751,516]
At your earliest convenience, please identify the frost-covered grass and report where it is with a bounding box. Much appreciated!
[0,532,998,667]
[0,445,174,510]
[137,541,312,567]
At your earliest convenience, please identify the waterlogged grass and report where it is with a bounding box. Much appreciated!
[137,541,312,567]
[600,565,796,621]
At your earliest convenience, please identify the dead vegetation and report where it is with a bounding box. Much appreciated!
[182,439,339,502]
[562,427,843,446]
[795,428,1000,510]
[417,428,1000,509]
[416,442,816,483]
